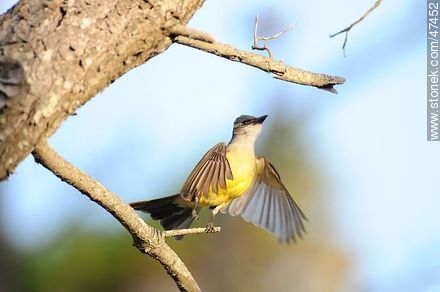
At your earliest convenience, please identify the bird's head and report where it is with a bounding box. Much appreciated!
[232,114,268,137]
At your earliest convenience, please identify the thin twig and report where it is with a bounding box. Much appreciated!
[169,26,344,93]
[251,15,296,58]
[252,15,272,58]
[330,0,383,55]
[32,141,201,292]
[163,227,221,237]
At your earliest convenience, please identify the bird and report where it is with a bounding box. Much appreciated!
[130,115,307,242]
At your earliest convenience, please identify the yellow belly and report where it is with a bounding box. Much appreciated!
[198,149,256,207]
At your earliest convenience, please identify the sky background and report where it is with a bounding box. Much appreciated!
[1,0,438,291]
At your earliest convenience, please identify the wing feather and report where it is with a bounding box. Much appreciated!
[224,157,307,242]
[218,162,226,190]
[211,162,220,194]
[202,163,215,196]
[181,143,233,200]
[273,189,282,239]
[279,192,290,241]
[193,162,211,194]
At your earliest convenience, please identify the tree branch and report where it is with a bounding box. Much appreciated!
[330,0,383,55]
[32,140,204,292]
[169,25,345,93]
[0,0,206,181]
[163,227,221,237]
[170,24,216,43]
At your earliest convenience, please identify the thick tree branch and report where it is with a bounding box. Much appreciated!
[170,24,215,43]
[170,26,345,93]
[330,0,382,55]
[32,140,205,292]
[0,0,205,180]
[0,1,347,180]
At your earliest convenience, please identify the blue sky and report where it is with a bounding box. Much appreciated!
[1,0,437,291]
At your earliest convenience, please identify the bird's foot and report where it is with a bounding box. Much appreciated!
[192,208,199,221]
[204,222,215,233]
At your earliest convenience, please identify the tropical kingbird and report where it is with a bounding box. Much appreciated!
[130,115,307,242]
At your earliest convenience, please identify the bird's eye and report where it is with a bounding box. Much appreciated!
[243,120,251,125]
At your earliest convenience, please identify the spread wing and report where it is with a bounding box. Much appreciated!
[180,143,233,201]
[222,157,307,242]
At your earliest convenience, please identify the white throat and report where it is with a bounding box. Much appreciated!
[228,124,262,154]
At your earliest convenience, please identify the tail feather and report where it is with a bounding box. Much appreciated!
[161,208,192,230]
[130,194,194,239]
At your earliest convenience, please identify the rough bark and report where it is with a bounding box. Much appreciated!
[32,141,202,291]
[0,0,204,180]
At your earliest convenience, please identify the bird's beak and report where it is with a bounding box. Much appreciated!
[254,115,268,124]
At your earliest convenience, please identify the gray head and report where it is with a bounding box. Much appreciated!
[234,115,268,127]
[232,114,268,138]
